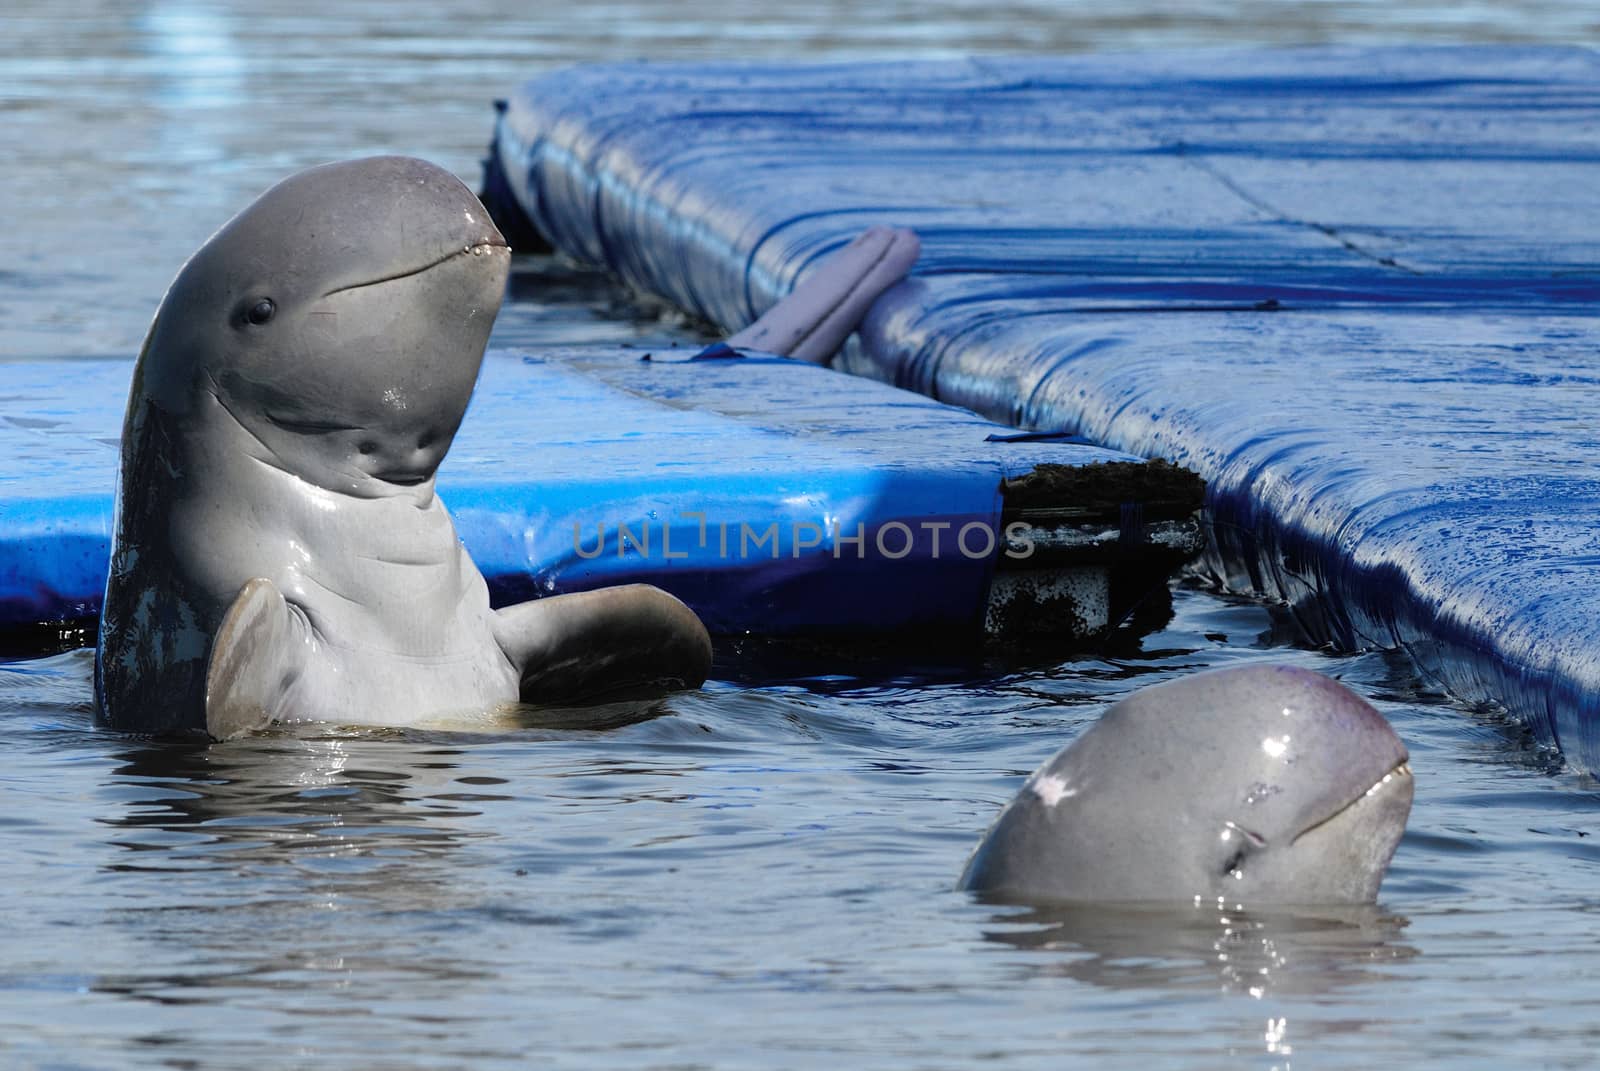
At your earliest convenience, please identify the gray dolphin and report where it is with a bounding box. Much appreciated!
[959,665,1413,905]
[96,156,918,739]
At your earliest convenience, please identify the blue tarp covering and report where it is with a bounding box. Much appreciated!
[490,47,1600,769]
[0,349,1136,636]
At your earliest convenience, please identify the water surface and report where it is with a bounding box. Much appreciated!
[8,589,1600,1069]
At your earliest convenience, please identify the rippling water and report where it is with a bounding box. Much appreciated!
[8,590,1600,1068]
[4,3,1600,1068]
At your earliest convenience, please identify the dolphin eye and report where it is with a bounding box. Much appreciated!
[1221,848,1247,877]
[246,298,277,326]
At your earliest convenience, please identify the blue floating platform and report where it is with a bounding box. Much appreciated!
[1,347,1172,644]
[487,47,1600,769]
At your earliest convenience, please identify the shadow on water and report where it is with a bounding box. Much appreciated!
[705,580,1185,696]
[974,898,1417,998]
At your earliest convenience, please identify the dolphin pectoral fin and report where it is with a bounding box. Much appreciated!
[494,584,713,705]
[204,577,307,741]
[726,225,920,365]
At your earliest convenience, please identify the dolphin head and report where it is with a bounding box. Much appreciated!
[137,155,511,494]
[959,664,1412,906]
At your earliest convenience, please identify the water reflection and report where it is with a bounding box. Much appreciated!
[92,730,521,1015]
[978,899,1417,998]
[82,698,718,1035]
[105,731,496,891]
[100,700,671,880]
[141,3,245,112]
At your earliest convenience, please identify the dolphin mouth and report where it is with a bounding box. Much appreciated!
[1289,759,1412,845]
[372,470,431,487]
[323,239,511,298]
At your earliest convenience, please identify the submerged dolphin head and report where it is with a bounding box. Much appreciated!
[135,155,510,494]
[960,664,1412,906]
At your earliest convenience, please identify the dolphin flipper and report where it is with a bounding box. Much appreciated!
[726,225,920,364]
[493,584,712,705]
[204,577,309,740]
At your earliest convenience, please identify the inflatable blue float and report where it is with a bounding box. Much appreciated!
[485,47,1600,769]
